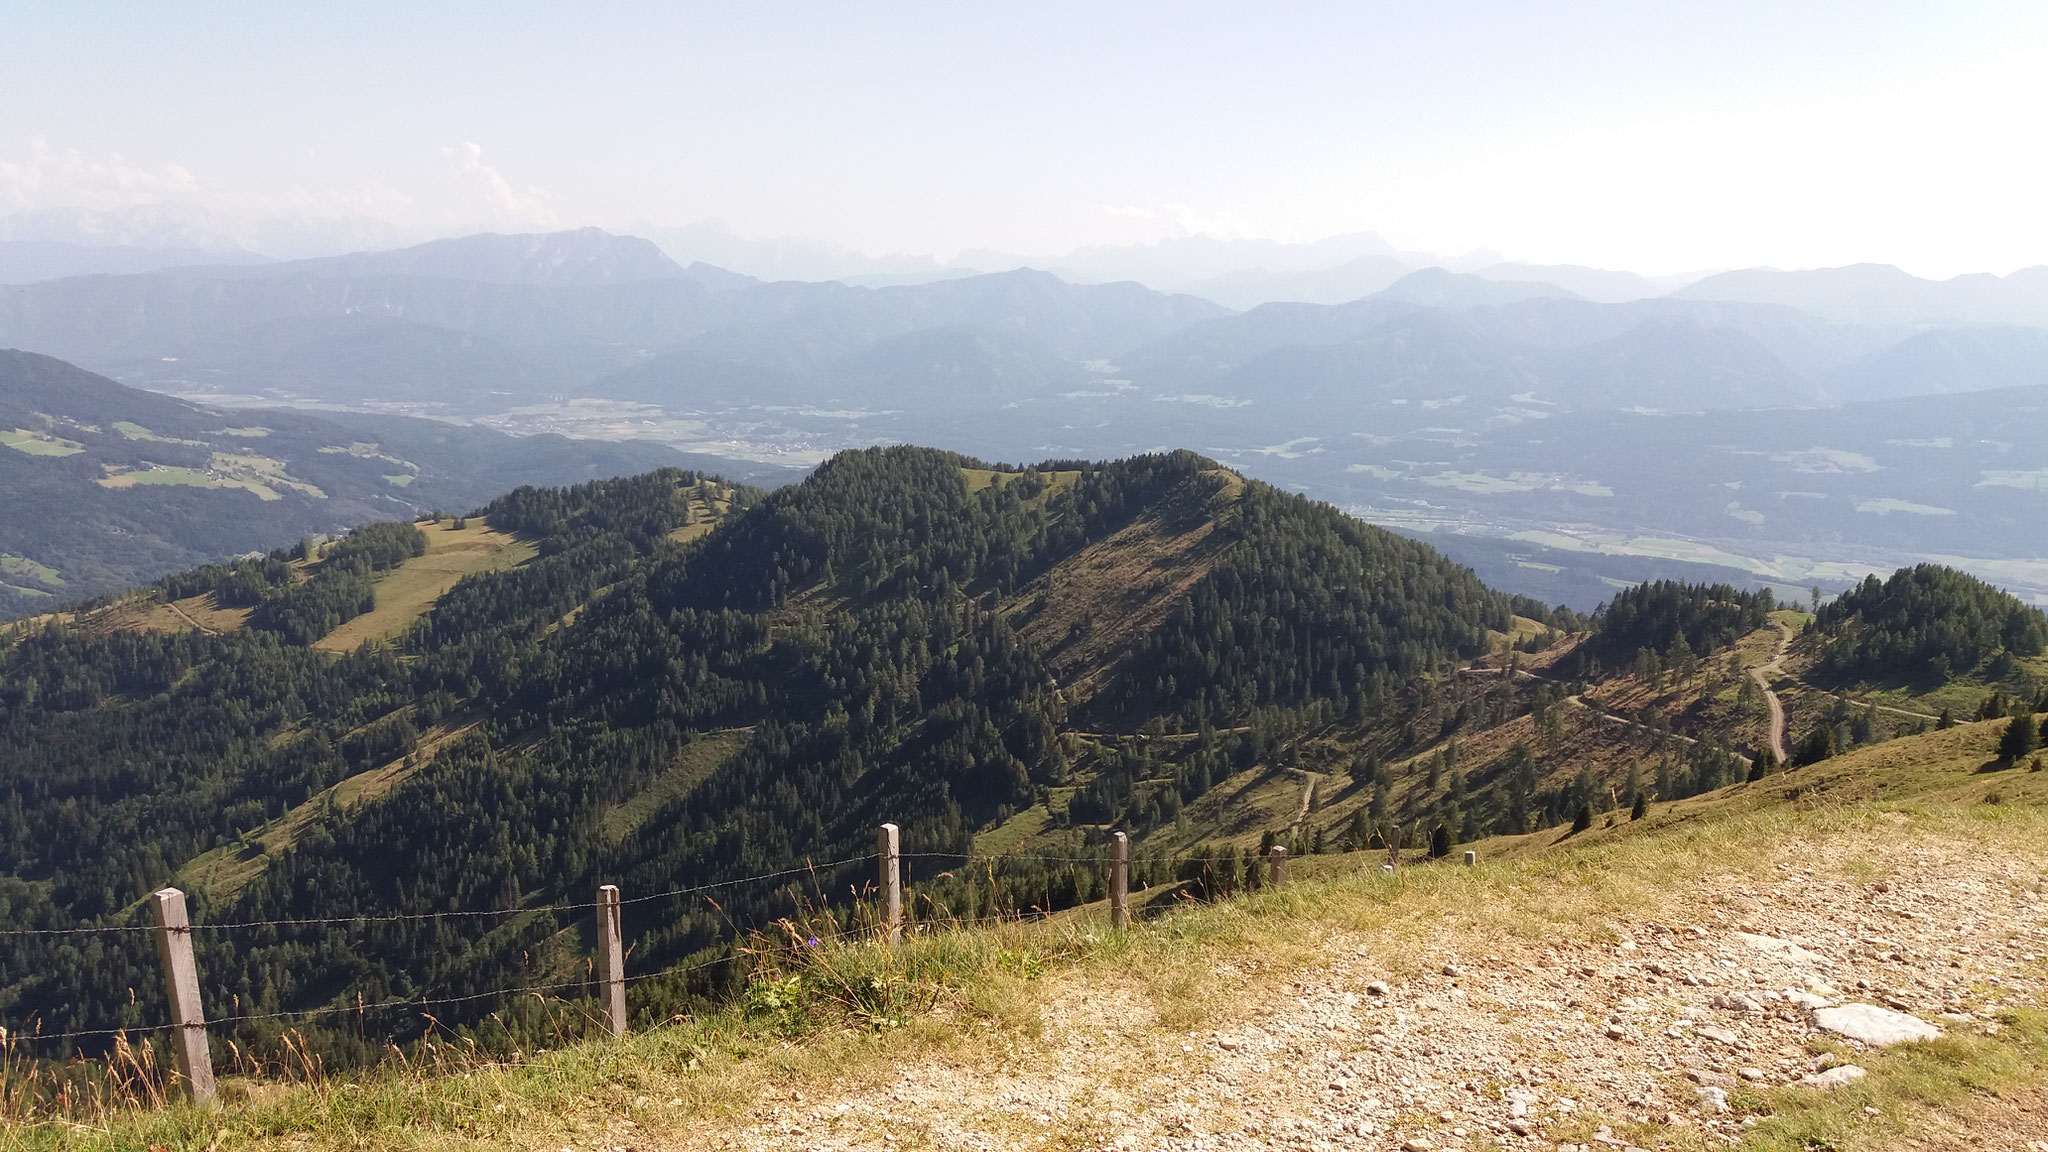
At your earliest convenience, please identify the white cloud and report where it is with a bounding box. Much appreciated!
[0,138,207,214]
[440,142,558,228]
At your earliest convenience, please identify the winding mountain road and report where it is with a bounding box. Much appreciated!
[1750,624,1794,763]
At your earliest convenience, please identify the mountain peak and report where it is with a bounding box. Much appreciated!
[250,227,689,286]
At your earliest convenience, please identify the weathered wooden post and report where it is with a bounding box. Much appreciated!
[1267,844,1287,887]
[149,888,215,1104]
[1463,850,1477,867]
[1109,831,1130,932]
[596,884,626,1037]
[878,823,901,944]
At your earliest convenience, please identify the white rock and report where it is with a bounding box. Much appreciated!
[1697,1086,1730,1113]
[1812,1004,1941,1047]
[1797,1064,1868,1090]
[1735,931,1824,965]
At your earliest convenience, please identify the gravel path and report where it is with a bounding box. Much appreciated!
[1749,627,1792,764]
[663,824,2048,1152]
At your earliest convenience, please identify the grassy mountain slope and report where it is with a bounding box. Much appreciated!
[3,446,2043,1151]
[0,446,1509,1052]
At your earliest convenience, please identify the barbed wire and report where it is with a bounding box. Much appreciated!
[0,924,157,939]
[0,855,884,942]
[0,922,901,1047]
[0,843,1283,948]
[4,901,1155,1050]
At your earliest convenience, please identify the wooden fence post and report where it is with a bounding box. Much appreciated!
[148,888,215,1105]
[596,884,625,1037]
[1463,850,1477,867]
[878,823,901,944]
[1268,844,1287,887]
[1109,831,1129,932]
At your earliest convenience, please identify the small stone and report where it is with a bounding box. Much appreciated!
[1401,1139,1435,1152]
[1605,1024,1627,1040]
[1442,963,1464,977]
[1798,1064,1868,1090]
[1686,1069,1737,1088]
[1507,1119,1533,1135]
[1366,981,1392,997]
[1697,1025,1740,1045]
[1217,1037,1240,1051]
[1812,1004,1942,1047]
[1738,1067,1767,1082]
[1697,1086,1730,1113]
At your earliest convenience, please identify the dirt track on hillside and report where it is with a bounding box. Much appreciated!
[1750,626,1793,764]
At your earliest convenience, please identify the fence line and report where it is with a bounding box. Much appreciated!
[3,823,1429,1103]
[0,849,1279,943]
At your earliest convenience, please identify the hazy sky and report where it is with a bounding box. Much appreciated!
[4,1,2046,276]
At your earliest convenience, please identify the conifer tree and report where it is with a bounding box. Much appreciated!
[1429,824,1451,859]
[1346,807,1370,851]
[1630,790,1648,821]
[1998,711,2040,765]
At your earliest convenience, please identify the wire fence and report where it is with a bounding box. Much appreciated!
[0,846,1260,942]
[0,832,1326,1068]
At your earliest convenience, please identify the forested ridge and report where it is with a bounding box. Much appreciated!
[1813,564,2048,684]
[0,446,1515,1060]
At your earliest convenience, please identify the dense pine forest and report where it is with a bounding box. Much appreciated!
[0,447,1517,1061]
[4,444,2038,1079]
[1813,564,2048,685]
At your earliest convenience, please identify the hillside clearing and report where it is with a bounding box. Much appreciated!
[177,721,478,901]
[311,520,533,652]
[95,453,326,501]
[0,427,84,456]
[601,729,751,844]
[0,554,63,589]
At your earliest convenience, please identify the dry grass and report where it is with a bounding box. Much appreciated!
[312,520,533,652]
[8,789,2044,1152]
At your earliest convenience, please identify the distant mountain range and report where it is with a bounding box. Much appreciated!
[0,227,2042,611]
[0,240,273,284]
